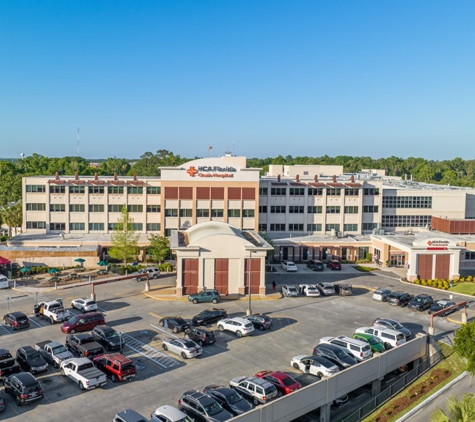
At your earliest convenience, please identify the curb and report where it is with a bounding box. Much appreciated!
[143,291,283,302]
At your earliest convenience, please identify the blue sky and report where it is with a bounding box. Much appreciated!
[1,1,474,160]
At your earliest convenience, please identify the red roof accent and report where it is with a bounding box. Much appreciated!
[345,183,362,188]
[308,182,325,187]
[47,179,66,184]
[327,183,344,187]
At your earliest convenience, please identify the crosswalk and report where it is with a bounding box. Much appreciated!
[122,333,179,369]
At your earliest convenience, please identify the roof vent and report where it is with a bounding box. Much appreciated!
[332,175,337,182]
[94,172,98,180]
[114,172,118,180]
[55,171,59,180]
[296,174,300,182]
[277,174,281,182]
[350,175,355,182]
[314,175,318,182]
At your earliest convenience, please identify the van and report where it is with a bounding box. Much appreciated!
[320,335,373,361]
[61,312,105,334]
[355,326,406,349]
[0,276,10,289]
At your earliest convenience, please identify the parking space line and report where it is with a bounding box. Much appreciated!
[122,333,179,369]
[28,316,43,327]
[0,324,11,336]
[149,323,178,339]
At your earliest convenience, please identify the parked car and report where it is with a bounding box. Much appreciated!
[229,376,278,405]
[188,289,221,304]
[34,340,74,368]
[162,338,202,359]
[93,353,137,382]
[217,317,254,338]
[61,312,105,334]
[355,326,406,349]
[151,405,193,422]
[184,327,216,346]
[428,300,457,316]
[92,325,123,351]
[312,343,357,369]
[254,370,301,396]
[408,294,434,311]
[65,333,104,359]
[136,267,160,281]
[192,308,228,326]
[3,311,30,330]
[0,349,20,379]
[372,318,413,339]
[0,275,10,289]
[281,285,299,297]
[334,284,353,296]
[387,291,413,307]
[299,284,321,297]
[290,355,340,377]
[34,300,71,324]
[113,409,149,422]
[307,260,324,271]
[327,260,342,270]
[372,289,392,302]
[71,298,98,313]
[60,357,108,390]
[203,385,254,416]
[178,390,234,421]
[3,372,44,406]
[352,333,385,353]
[334,394,349,407]
[0,394,4,412]
[319,335,373,361]
[316,282,336,296]
[246,314,273,331]
[281,260,298,272]
[159,316,190,333]
[16,346,48,374]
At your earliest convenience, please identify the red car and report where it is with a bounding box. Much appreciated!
[93,353,137,382]
[327,260,342,270]
[254,370,301,396]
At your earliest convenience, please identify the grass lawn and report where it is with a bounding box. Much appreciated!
[449,282,475,295]
[353,265,379,272]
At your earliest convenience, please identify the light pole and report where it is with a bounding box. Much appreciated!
[247,250,254,316]
[119,331,124,354]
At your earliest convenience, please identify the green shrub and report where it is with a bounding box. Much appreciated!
[366,252,373,261]
[414,279,420,285]
[421,280,427,286]
[159,263,174,272]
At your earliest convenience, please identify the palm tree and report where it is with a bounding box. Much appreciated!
[431,394,475,422]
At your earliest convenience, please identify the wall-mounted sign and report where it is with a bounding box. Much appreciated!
[413,237,456,248]
[186,165,236,178]
[426,240,449,250]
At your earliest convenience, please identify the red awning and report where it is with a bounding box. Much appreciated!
[0,256,11,265]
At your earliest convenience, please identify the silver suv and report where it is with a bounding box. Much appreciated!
[178,390,233,421]
[136,267,160,281]
[229,376,278,405]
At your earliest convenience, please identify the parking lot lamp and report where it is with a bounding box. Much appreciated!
[119,331,124,353]
[247,250,254,316]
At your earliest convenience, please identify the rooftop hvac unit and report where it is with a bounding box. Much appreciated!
[372,228,379,235]
[330,229,336,237]
[379,229,385,235]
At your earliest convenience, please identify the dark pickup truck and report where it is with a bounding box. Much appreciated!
[65,333,104,359]
[0,349,20,379]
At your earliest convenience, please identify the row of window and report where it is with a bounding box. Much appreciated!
[381,215,432,227]
[260,187,379,196]
[259,223,359,232]
[259,205,379,214]
[27,185,162,195]
[382,196,432,209]
[28,222,162,231]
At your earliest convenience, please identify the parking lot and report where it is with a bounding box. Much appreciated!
[0,265,472,422]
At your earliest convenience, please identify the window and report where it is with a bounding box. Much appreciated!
[289,206,304,213]
[26,221,46,229]
[344,206,358,214]
[180,209,192,217]
[89,186,105,194]
[89,204,104,212]
[147,186,161,194]
[108,205,123,213]
[132,223,143,230]
[89,223,104,231]
[259,205,268,213]
[165,209,178,217]
[362,223,379,231]
[307,223,322,232]
[69,186,85,194]
[345,188,360,196]
[271,205,286,213]
[289,187,305,196]
[197,209,209,217]
[69,223,85,231]
[243,209,254,217]
[228,209,240,217]
[164,229,172,237]
[211,209,224,217]
[108,223,118,230]
[50,185,66,194]
[108,186,124,194]
[147,205,161,213]
[147,223,161,231]
[271,187,287,196]
[344,224,358,231]
[382,215,431,227]
[259,187,268,195]
[382,196,432,209]
[26,203,46,211]
[127,186,143,195]
[363,205,379,213]
[325,224,340,231]
[50,204,65,212]
[308,188,323,196]
[50,222,65,231]
[127,205,143,213]
[307,205,322,214]
[289,223,303,231]
[69,204,85,212]
[327,188,341,196]
[258,223,267,231]
[270,224,285,231]
[465,251,475,260]
[326,206,341,214]
[363,188,380,195]
[26,185,46,193]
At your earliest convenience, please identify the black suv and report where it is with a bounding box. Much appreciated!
[192,309,228,326]
[387,291,413,307]
[16,346,48,374]
[159,316,190,333]
[92,325,122,351]
[184,327,216,346]
[203,385,254,416]
[307,260,324,271]
[246,314,273,331]
[178,390,233,421]
[3,372,44,406]
[312,343,357,369]
[408,294,434,312]
[3,312,30,330]
[0,349,20,379]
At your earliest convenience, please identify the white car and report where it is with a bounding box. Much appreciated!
[136,267,160,281]
[162,338,202,359]
[281,285,299,297]
[217,317,254,338]
[299,284,320,297]
[151,405,193,422]
[281,261,298,272]
[372,289,391,302]
[70,298,98,313]
[290,355,340,378]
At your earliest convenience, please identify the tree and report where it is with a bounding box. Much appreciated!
[431,394,475,422]
[2,202,22,236]
[108,206,139,265]
[147,234,170,264]
[453,320,475,375]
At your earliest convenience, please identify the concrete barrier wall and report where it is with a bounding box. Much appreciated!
[231,334,427,422]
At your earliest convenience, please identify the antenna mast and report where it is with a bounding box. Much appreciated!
[77,128,80,156]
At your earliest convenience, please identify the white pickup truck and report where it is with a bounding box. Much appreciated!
[35,340,74,368]
[60,357,108,390]
[33,300,71,324]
